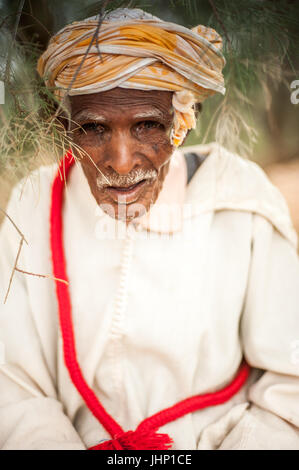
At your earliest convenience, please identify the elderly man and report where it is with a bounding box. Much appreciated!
[0,8,299,450]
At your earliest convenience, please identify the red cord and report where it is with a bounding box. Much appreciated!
[50,150,251,450]
[50,151,123,438]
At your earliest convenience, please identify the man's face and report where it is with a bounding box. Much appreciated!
[69,87,175,222]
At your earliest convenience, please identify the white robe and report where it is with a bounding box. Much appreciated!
[0,142,299,450]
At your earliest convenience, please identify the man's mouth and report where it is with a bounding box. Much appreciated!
[104,179,150,204]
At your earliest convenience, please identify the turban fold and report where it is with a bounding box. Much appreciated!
[37,8,226,146]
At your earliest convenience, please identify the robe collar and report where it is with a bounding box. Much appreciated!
[66,142,298,247]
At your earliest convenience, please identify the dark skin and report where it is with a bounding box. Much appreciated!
[68,87,175,223]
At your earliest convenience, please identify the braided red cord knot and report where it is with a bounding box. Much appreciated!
[89,428,174,450]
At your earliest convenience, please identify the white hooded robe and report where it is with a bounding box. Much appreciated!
[0,142,299,450]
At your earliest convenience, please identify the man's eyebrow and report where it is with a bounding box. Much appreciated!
[72,110,107,123]
[72,108,172,123]
[133,110,165,120]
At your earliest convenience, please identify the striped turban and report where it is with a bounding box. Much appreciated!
[37,8,226,147]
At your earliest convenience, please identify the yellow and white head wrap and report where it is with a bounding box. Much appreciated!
[37,8,226,147]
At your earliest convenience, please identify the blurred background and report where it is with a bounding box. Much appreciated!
[0,0,298,239]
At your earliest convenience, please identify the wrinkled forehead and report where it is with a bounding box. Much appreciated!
[69,88,174,122]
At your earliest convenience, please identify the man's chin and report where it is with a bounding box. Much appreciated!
[99,201,149,223]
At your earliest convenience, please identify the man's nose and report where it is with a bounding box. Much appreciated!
[105,130,142,175]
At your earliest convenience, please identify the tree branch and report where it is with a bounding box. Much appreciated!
[208,0,232,52]
[0,207,28,244]
[48,0,110,127]
[4,236,24,304]
[15,267,68,285]
[4,0,26,83]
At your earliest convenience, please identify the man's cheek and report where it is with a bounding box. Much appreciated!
[80,163,103,204]
[141,178,163,208]
[148,130,172,154]
[72,138,99,162]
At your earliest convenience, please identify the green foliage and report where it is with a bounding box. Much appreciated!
[0,32,70,180]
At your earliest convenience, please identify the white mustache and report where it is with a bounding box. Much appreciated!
[96,168,158,189]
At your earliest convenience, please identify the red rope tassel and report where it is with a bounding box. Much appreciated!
[50,150,251,451]
[89,429,174,450]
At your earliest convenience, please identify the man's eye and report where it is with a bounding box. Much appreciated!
[79,122,105,134]
[135,121,164,132]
